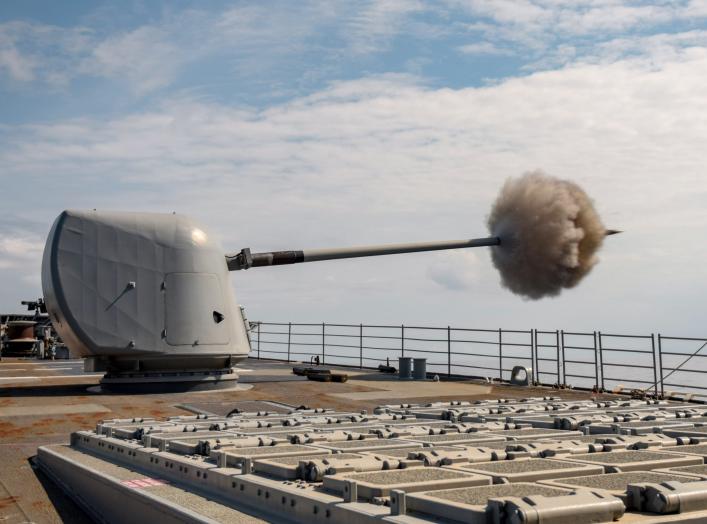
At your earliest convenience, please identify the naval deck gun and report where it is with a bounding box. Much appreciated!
[41,207,619,392]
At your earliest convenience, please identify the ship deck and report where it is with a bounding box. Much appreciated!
[2,357,704,523]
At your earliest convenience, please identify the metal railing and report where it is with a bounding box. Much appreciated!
[249,322,707,400]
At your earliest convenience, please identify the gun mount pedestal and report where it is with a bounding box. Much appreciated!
[98,367,239,393]
[87,355,241,392]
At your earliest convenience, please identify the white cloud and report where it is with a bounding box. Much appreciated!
[687,0,707,16]
[3,45,706,228]
[0,236,43,258]
[456,1,707,56]
[346,0,427,54]
[0,215,51,304]
[0,14,206,93]
[0,233,43,293]
[0,21,92,85]
[216,3,335,49]
[0,3,428,94]
[0,46,35,82]
[4,1,705,98]
[458,42,514,56]
[82,26,184,94]
[526,30,707,69]
[551,3,676,35]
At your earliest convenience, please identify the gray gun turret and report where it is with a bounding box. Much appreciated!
[41,209,619,392]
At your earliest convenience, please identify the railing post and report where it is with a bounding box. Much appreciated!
[593,331,599,390]
[321,322,325,364]
[401,325,405,359]
[359,323,363,369]
[651,333,658,397]
[657,334,665,397]
[597,331,605,392]
[287,322,291,362]
[257,322,261,359]
[555,329,560,386]
[498,329,503,381]
[560,330,566,386]
[531,329,536,385]
[447,326,451,378]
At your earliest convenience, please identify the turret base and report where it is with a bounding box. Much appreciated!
[98,367,239,393]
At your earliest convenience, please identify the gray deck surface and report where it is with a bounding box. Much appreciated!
[5,357,707,523]
[568,450,683,463]
[419,483,568,505]
[460,458,585,473]
[551,471,701,490]
[664,443,707,455]
[342,468,472,484]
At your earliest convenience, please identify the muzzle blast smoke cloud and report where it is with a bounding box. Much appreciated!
[487,170,610,300]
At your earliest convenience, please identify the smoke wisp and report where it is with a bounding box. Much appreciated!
[487,170,606,300]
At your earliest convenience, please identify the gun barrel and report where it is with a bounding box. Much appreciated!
[226,237,501,271]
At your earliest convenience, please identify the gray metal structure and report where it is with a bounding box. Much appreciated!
[41,210,618,390]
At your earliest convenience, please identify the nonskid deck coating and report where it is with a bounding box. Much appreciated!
[488,428,572,437]
[667,426,707,434]
[417,483,568,505]
[524,435,600,443]
[369,448,417,458]
[181,401,295,416]
[317,439,418,449]
[407,433,504,443]
[663,443,707,455]
[463,440,512,449]
[257,454,358,466]
[338,468,473,484]
[568,450,684,463]
[0,403,110,417]
[664,464,707,475]
[458,458,585,473]
[548,471,702,490]
[224,445,320,456]
[617,420,691,427]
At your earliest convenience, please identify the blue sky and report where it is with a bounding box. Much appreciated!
[1,1,707,336]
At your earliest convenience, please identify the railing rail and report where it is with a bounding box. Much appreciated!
[248,321,707,400]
